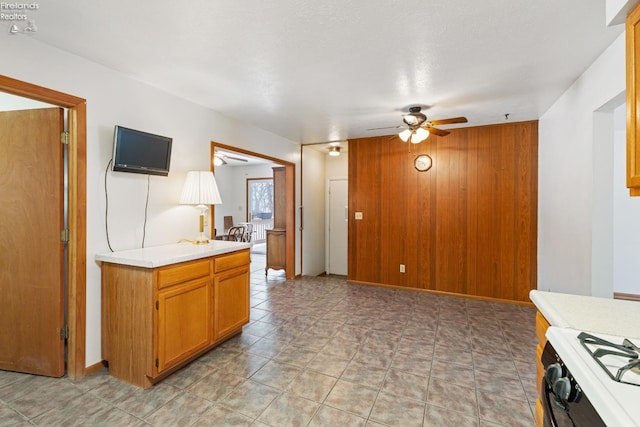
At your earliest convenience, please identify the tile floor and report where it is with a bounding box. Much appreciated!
[0,251,538,426]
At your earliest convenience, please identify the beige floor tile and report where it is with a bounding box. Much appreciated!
[0,269,539,427]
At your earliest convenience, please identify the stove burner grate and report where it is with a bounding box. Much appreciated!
[579,332,640,387]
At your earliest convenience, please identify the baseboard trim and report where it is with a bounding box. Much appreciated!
[614,292,640,302]
[347,279,534,306]
[84,360,108,376]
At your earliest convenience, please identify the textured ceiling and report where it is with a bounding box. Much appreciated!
[8,0,623,144]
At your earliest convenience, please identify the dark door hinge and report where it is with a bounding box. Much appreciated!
[60,325,69,340]
[60,228,69,242]
[61,131,70,145]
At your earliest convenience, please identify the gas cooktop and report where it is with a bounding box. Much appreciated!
[547,327,640,426]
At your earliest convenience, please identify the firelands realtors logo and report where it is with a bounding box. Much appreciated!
[1,2,39,34]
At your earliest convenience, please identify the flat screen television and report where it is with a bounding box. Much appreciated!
[112,125,172,176]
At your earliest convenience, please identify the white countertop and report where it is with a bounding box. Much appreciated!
[95,241,251,268]
[530,290,640,339]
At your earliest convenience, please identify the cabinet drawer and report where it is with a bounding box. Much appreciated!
[214,250,250,273]
[157,259,211,289]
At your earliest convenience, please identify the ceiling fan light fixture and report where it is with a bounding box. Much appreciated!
[328,146,341,156]
[411,127,430,144]
[399,129,412,142]
[402,114,420,126]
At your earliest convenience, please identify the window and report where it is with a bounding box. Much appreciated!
[247,178,273,220]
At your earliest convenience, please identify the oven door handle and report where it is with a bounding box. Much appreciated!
[542,380,569,427]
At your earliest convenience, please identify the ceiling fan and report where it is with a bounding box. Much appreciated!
[213,151,249,165]
[369,106,468,143]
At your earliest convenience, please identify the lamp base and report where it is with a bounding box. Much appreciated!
[191,210,210,245]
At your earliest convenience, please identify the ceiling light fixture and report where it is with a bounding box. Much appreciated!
[328,146,341,156]
[399,127,429,144]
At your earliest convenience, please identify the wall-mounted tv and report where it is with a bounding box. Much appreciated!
[112,125,173,176]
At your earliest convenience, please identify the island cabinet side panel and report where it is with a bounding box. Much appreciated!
[101,263,155,388]
[535,311,551,427]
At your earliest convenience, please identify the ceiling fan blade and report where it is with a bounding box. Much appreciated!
[429,117,468,126]
[367,125,405,131]
[427,127,450,137]
[225,155,248,162]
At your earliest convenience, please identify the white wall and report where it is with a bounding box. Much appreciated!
[538,32,631,296]
[0,92,54,110]
[326,150,349,179]
[301,147,326,275]
[2,36,300,367]
[613,103,640,294]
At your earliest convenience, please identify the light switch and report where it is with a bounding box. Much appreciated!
[355,212,363,220]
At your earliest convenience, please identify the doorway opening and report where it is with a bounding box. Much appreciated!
[210,141,296,280]
[0,75,87,379]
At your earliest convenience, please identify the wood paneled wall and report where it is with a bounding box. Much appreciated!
[348,121,538,302]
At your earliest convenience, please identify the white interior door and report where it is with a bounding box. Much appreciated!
[328,179,348,275]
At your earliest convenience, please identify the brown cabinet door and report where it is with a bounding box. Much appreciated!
[272,166,286,229]
[156,277,212,373]
[266,229,286,272]
[214,266,250,340]
[628,3,640,195]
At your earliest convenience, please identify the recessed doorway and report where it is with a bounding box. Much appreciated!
[210,141,295,280]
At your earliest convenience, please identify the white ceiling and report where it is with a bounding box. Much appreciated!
[9,0,623,144]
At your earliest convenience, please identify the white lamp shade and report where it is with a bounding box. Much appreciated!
[180,171,223,206]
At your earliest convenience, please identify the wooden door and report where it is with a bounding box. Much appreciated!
[627,3,640,195]
[0,108,65,377]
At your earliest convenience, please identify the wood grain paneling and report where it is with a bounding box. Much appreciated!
[348,121,538,302]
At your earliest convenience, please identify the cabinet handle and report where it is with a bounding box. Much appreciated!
[299,206,303,231]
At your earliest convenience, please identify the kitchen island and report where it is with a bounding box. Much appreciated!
[530,290,640,426]
[96,241,251,388]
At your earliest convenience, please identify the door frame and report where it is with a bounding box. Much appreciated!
[0,75,87,379]
[211,141,296,280]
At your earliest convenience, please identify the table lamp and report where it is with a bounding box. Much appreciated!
[180,171,222,244]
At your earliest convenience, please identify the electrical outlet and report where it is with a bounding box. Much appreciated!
[355,212,363,220]
[400,264,405,273]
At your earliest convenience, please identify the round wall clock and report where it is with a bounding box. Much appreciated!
[414,154,432,172]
